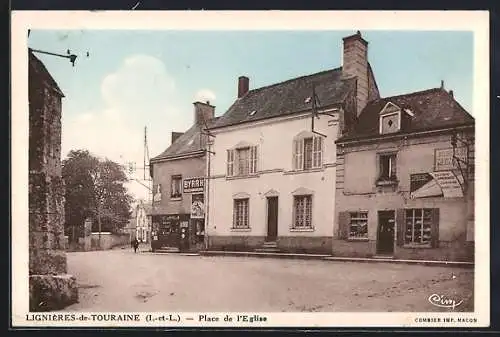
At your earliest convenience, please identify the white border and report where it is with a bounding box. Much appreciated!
[11,10,490,328]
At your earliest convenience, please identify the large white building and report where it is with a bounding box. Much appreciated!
[205,32,380,254]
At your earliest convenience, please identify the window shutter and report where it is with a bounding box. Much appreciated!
[297,138,304,170]
[250,146,258,174]
[293,139,299,170]
[431,208,440,248]
[338,211,350,240]
[227,150,234,177]
[396,208,405,246]
[312,136,323,168]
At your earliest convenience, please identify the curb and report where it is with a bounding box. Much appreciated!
[199,250,474,268]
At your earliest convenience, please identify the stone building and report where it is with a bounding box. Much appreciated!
[334,86,475,262]
[28,49,78,311]
[205,32,380,254]
[149,101,218,252]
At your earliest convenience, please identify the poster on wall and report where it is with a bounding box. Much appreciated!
[434,147,467,171]
[191,194,205,219]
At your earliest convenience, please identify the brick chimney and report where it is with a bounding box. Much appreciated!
[193,101,215,125]
[171,132,184,144]
[342,31,369,117]
[238,76,249,98]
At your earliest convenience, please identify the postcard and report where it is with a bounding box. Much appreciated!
[11,10,490,328]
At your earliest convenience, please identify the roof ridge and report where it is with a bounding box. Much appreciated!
[246,66,343,95]
[379,87,444,101]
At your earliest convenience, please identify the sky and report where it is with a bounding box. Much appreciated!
[28,30,474,203]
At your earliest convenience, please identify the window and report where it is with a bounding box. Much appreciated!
[171,175,182,198]
[378,153,397,181]
[293,195,313,229]
[227,146,258,177]
[404,208,434,246]
[233,198,249,229]
[349,211,368,239]
[293,136,323,170]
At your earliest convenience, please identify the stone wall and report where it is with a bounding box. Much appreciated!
[28,51,78,311]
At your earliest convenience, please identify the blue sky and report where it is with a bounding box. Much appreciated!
[28,30,473,200]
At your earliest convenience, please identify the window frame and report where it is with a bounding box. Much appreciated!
[170,175,183,199]
[232,198,250,229]
[377,152,398,183]
[292,194,313,230]
[227,144,258,178]
[293,135,324,171]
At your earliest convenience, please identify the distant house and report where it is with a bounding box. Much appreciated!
[335,86,475,262]
[135,200,152,243]
[149,101,218,252]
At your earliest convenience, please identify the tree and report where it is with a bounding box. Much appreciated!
[62,150,134,243]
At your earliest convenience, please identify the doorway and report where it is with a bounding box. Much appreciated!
[377,210,395,255]
[266,197,278,241]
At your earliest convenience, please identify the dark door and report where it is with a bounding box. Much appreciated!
[377,210,395,255]
[267,197,278,241]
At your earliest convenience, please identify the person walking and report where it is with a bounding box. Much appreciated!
[133,238,139,253]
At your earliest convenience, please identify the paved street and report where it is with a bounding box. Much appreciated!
[64,249,474,312]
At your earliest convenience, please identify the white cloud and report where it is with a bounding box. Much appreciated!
[194,88,216,104]
[62,54,191,203]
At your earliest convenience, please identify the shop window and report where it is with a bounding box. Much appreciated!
[292,195,313,229]
[404,208,438,247]
[171,175,182,199]
[233,198,250,229]
[378,153,397,182]
[349,211,368,239]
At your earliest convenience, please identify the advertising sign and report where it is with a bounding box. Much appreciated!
[183,177,205,194]
[410,171,464,199]
[191,194,205,219]
[434,147,467,171]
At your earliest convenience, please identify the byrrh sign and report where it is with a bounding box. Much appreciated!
[434,147,467,171]
[183,177,205,193]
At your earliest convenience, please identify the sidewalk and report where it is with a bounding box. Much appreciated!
[199,250,474,268]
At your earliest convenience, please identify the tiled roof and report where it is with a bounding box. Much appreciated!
[28,49,64,96]
[337,88,474,143]
[210,67,356,129]
[151,117,219,161]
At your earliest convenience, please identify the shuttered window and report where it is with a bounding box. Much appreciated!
[293,136,323,170]
[227,146,258,177]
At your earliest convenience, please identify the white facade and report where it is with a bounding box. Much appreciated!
[135,203,151,243]
[207,111,341,246]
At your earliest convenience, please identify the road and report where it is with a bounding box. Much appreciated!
[64,248,474,312]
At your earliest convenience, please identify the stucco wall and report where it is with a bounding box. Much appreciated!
[151,155,206,215]
[208,113,340,249]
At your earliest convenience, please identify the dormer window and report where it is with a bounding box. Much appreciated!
[379,102,401,134]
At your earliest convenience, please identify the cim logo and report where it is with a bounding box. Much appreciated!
[428,293,464,310]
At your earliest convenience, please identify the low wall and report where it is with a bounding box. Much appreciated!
[66,233,130,251]
[90,232,130,250]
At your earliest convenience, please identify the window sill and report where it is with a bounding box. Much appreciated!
[402,244,432,249]
[231,227,252,232]
[347,237,369,242]
[226,174,260,181]
[170,197,182,201]
[284,167,324,175]
[376,179,398,187]
[290,227,315,232]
